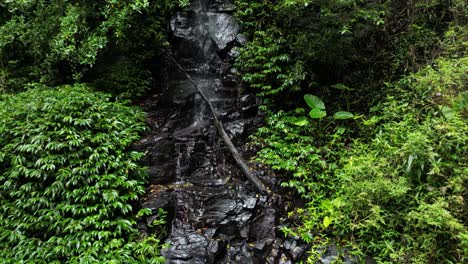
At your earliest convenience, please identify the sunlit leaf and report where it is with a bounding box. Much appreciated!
[309,108,327,119]
[323,216,332,228]
[304,94,325,110]
[292,116,309,126]
[333,111,354,120]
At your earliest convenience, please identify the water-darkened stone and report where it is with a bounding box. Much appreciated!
[208,13,239,54]
[137,0,300,263]
[318,245,359,264]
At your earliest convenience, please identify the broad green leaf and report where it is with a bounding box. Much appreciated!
[333,111,354,120]
[335,127,346,135]
[309,108,327,119]
[323,216,332,228]
[304,94,325,110]
[440,106,455,120]
[292,116,309,126]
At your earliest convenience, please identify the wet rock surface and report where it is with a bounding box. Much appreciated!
[136,1,307,263]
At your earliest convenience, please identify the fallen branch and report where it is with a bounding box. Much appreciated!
[166,55,267,194]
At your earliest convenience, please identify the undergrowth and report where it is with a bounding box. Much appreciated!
[237,1,467,262]
[0,84,165,263]
[253,55,467,263]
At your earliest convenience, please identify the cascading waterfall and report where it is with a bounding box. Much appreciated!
[135,1,309,263]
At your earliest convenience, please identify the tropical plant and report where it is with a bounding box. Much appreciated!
[0,84,164,263]
[238,0,467,262]
[0,0,186,94]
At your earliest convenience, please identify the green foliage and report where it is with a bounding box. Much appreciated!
[92,56,153,99]
[254,56,468,263]
[331,57,467,263]
[253,100,355,202]
[304,94,325,111]
[240,0,468,261]
[177,0,191,8]
[236,0,463,109]
[237,29,305,103]
[0,1,139,86]
[333,111,354,120]
[236,0,385,104]
[0,84,165,263]
[303,94,355,120]
[0,0,176,94]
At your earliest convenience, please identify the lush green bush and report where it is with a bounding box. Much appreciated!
[0,85,164,263]
[236,0,463,108]
[0,1,149,88]
[253,55,467,263]
[91,56,154,99]
[329,56,467,263]
[0,0,187,94]
[239,1,468,261]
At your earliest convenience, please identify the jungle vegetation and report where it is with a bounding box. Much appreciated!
[0,0,467,263]
[0,1,186,263]
[236,0,467,263]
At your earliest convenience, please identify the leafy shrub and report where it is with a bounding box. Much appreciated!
[332,57,468,263]
[0,84,164,263]
[253,96,355,203]
[237,29,305,101]
[235,0,462,110]
[256,56,467,263]
[0,0,186,93]
[0,1,151,87]
[92,57,153,99]
[237,1,467,261]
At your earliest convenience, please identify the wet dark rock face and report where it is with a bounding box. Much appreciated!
[135,1,309,263]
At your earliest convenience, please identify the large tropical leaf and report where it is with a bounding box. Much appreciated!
[309,108,327,119]
[333,111,354,120]
[304,94,325,110]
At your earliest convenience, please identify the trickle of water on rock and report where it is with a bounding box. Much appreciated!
[135,1,311,263]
